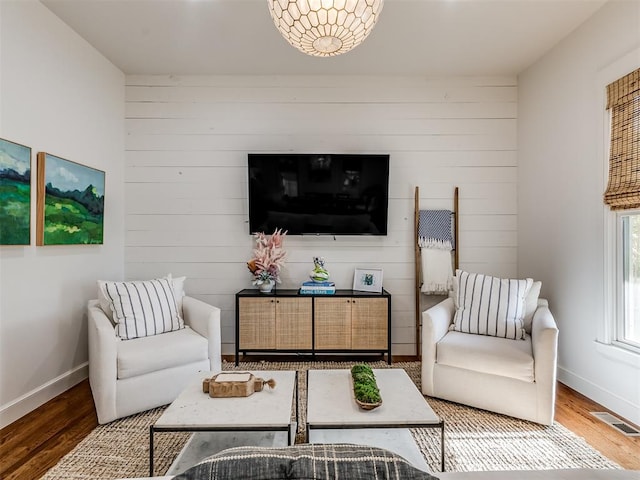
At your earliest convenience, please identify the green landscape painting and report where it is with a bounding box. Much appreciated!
[0,138,31,245]
[37,153,105,245]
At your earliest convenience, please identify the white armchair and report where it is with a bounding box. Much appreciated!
[421,297,558,425]
[88,296,222,424]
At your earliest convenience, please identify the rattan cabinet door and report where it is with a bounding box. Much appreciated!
[238,297,276,349]
[351,297,389,350]
[275,297,312,349]
[314,297,352,350]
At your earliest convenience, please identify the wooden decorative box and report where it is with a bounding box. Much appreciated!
[202,372,275,398]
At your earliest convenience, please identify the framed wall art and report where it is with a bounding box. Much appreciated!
[36,152,105,246]
[0,138,32,245]
[353,267,384,293]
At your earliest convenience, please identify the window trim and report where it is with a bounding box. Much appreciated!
[604,187,640,356]
[603,207,621,347]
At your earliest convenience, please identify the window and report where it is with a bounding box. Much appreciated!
[604,66,640,355]
[620,213,640,350]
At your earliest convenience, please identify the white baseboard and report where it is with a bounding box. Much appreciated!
[557,366,640,427]
[0,362,89,429]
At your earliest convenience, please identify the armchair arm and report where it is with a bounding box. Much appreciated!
[87,300,119,424]
[182,296,222,372]
[531,298,559,425]
[421,297,455,395]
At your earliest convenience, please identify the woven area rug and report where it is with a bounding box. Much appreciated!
[42,361,619,479]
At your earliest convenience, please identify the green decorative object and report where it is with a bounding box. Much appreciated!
[351,364,382,409]
[310,256,330,282]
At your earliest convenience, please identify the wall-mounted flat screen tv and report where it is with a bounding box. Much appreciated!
[248,153,389,235]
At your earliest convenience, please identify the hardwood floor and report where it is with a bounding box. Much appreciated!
[1,379,638,480]
[0,380,97,480]
[554,383,640,470]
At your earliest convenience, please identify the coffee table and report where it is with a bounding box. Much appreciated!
[149,370,297,476]
[306,368,444,472]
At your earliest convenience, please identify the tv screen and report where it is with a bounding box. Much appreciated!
[248,153,389,235]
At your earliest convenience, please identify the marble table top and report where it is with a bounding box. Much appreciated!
[307,368,440,427]
[154,370,296,430]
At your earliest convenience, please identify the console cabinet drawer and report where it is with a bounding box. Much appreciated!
[314,297,352,350]
[351,297,389,350]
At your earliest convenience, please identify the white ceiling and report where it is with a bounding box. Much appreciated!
[42,0,609,76]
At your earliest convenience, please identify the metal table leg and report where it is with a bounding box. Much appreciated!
[149,426,154,477]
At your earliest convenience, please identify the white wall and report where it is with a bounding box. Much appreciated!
[518,0,640,425]
[125,75,518,357]
[0,1,124,428]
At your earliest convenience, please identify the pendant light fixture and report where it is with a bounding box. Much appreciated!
[267,0,384,57]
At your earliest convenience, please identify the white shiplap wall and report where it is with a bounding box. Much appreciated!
[124,75,518,356]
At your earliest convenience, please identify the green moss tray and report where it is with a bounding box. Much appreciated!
[350,364,382,411]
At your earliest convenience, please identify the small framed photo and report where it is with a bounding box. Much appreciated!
[353,267,384,293]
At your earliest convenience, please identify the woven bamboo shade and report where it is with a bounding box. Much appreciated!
[603,68,640,210]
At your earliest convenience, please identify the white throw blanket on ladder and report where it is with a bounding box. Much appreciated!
[420,243,453,294]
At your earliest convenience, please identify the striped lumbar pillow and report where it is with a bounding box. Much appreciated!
[452,270,532,340]
[99,277,184,340]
